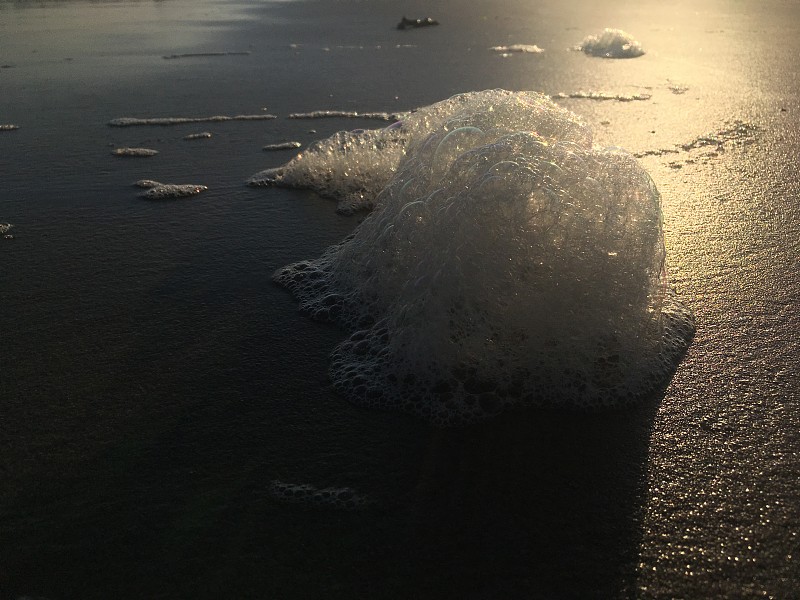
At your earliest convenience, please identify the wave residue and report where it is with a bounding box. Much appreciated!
[576,29,645,58]
[109,114,277,127]
[267,481,373,510]
[112,147,159,157]
[265,90,693,425]
[135,179,207,199]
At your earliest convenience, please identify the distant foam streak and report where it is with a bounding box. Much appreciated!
[112,147,159,157]
[554,91,651,102]
[109,114,277,127]
[288,111,405,121]
[490,44,544,54]
[163,51,250,59]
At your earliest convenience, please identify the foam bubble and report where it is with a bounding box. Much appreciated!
[490,44,544,54]
[554,91,651,102]
[249,90,589,213]
[267,480,373,510]
[263,141,302,151]
[288,111,404,121]
[112,147,159,157]
[0,124,19,131]
[108,114,277,127]
[184,132,212,140]
[266,90,693,424]
[576,29,645,58]
[135,180,162,188]
[135,180,207,199]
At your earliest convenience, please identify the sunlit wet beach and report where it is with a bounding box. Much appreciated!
[1,0,798,598]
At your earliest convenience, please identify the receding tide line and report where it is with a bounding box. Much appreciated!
[108,114,277,127]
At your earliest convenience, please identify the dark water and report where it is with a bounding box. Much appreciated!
[1,0,798,598]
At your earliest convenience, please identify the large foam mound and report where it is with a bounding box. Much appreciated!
[249,91,587,214]
[576,29,645,58]
[271,90,694,425]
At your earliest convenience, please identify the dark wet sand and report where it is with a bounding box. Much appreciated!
[1,0,798,598]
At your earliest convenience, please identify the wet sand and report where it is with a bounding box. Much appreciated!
[1,0,798,598]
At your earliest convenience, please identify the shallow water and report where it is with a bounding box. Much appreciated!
[1,0,798,598]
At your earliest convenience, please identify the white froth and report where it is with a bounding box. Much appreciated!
[576,29,645,58]
[135,180,207,199]
[184,132,212,140]
[109,114,277,127]
[267,90,694,425]
[163,51,250,59]
[0,124,19,131]
[490,44,544,54]
[287,111,404,121]
[250,91,589,214]
[267,481,373,510]
[263,141,302,151]
[554,91,651,102]
[135,180,161,188]
[112,147,159,157]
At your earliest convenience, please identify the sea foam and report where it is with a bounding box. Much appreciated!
[109,114,276,127]
[112,147,159,157]
[576,29,645,58]
[264,90,694,425]
[135,179,207,199]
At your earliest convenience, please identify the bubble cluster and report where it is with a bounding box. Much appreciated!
[0,124,19,131]
[112,147,159,157]
[288,111,403,121]
[490,44,545,55]
[554,91,651,102]
[250,90,589,214]
[576,29,645,58]
[108,114,276,127]
[267,480,373,511]
[135,179,207,200]
[263,141,302,151]
[270,90,694,425]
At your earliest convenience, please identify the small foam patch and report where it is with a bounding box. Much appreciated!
[490,44,545,54]
[135,180,207,199]
[288,111,404,121]
[576,29,645,58]
[267,480,373,510]
[112,147,159,157]
[263,141,302,151]
[267,90,694,425]
[554,91,651,102]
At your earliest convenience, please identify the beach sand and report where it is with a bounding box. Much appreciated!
[0,0,798,597]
